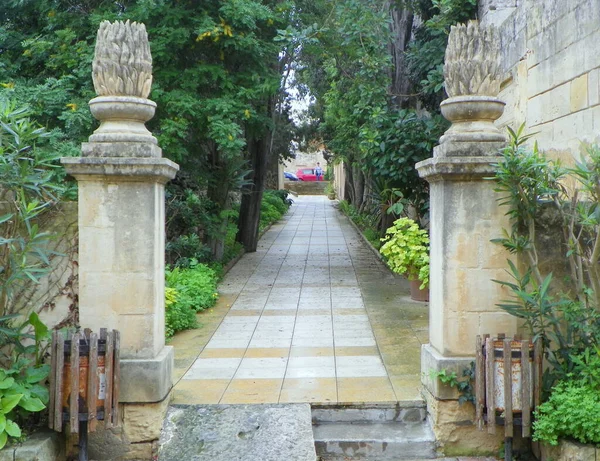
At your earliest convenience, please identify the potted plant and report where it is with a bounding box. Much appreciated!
[379,217,429,301]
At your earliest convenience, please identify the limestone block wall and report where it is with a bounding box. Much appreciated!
[429,179,515,356]
[482,0,600,162]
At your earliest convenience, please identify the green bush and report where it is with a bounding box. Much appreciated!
[259,190,292,229]
[533,379,600,446]
[380,218,429,289]
[164,260,219,340]
[165,261,219,313]
[164,287,196,339]
[0,313,50,448]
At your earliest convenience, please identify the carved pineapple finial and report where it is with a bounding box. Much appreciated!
[444,20,502,97]
[92,20,153,99]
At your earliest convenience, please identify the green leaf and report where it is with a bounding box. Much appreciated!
[25,365,49,384]
[0,431,7,450]
[0,378,14,390]
[18,395,45,412]
[1,394,22,414]
[4,420,21,438]
[0,414,6,434]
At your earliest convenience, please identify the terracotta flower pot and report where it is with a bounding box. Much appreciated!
[410,280,429,302]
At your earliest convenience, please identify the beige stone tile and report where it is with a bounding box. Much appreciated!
[337,383,396,404]
[297,309,332,316]
[289,347,334,357]
[199,348,246,358]
[225,378,283,394]
[220,391,280,404]
[281,377,336,390]
[261,309,297,316]
[333,308,368,316]
[228,309,262,316]
[171,379,229,404]
[279,378,337,403]
[335,346,380,356]
[389,375,422,401]
[244,348,289,358]
[337,377,392,390]
[220,378,283,404]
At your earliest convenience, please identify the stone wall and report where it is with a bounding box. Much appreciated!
[482,0,600,163]
[1,201,78,329]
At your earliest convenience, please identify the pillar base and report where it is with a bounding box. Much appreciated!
[120,346,174,403]
[421,344,474,400]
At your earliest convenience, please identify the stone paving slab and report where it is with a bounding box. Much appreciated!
[158,404,316,461]
[170,196,428,405]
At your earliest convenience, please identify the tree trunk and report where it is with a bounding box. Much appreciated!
[206,149,230,261]
[387,2,414,109]
[236,134,272,252]
[352,164,365,210]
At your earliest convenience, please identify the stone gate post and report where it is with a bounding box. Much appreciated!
[62,20,178,459]
[416,20,518,454]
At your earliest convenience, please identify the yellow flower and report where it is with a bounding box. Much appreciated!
[196,31,211,42]
[66,103,77,111]
[0,82,15,89]
[228,134,234,141]
[244,109,251,119]
[267,19,274,26]
[48,10,55,17]
[223,25,233,37]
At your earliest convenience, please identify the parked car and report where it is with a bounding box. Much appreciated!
[296,168,319,181]
[284,171,300,181]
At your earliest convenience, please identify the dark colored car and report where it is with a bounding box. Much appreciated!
[284,171,300,181]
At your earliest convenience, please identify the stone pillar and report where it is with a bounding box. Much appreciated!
[416,21,517,454]
[62,20,178,459]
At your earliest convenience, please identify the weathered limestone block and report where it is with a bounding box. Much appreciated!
[423,387,503,456]
[124,397,172,443]
[540,439,598,461]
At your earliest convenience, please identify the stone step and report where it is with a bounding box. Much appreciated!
[312,402,427,425]
[158,404,318,461]
[313,421,437,460]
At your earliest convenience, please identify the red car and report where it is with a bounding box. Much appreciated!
[296,168,322,181]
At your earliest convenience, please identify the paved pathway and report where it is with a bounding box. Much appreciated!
[170,196,428,405]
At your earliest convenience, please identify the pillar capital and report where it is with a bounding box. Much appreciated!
[62,157,178,184]
[416,155,500,183]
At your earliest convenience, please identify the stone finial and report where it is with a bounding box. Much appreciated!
[92,20,153,99]
[444,20,502,97]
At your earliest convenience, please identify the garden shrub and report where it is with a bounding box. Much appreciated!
[0,313,50,448]
[164,287,196,339]
[380,218,430,289]
[165,261,219,313]
[533,379,600,446]
[164,260,219,339]
[259,190,292,229]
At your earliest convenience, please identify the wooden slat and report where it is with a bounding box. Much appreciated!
[87,333,99,432]
[70,332,80,433]
[485,337,496,434]
[503,338,513,438]
[104,331,114,428]
[521,340,531,438]
[54,333,65,432]
[475,335,485,431]
[100,328,107,340]
[534,339,543,410]
[112,330,120,427]
[48,331,57,430]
